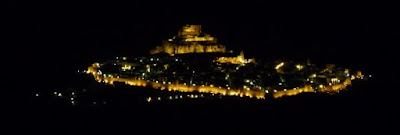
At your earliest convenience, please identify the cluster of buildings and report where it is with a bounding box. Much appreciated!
[86,25,365,99]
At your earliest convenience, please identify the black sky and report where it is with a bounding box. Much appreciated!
[4,1,398,83]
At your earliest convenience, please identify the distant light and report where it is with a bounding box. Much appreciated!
[35,94,39,97]
[296,64,304,70]
[369,75,372,77]
[122,57,127,60]
[147,97,152,102]
[157,97,161,100]
[310,81,313,83]
[150,58,153,61]
[54,92,57,95]
[274,90,277,92]
[284,89,287,91]
[279,83,282,85]
[275,62,285,70]
[72,92,75,95]
[58,93,62,97]
[71,98,74,100]
[175,59,179,62]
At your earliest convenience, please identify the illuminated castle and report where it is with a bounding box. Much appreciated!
[150,25,226,56]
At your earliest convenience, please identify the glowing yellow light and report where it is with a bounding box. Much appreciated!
[146,65,151,72]
[147,97,152,102]
[86,60,353,100]
[215,51,254,65]
[275,62,285,70]
[121,65,131,71]
[150,25,226,55]
[296,64,304,70]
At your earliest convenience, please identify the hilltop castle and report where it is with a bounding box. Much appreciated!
[150,25,227,56]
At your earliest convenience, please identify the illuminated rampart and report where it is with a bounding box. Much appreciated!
[87,63,355,99]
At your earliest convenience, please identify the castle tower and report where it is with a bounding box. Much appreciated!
[150,25,226,56]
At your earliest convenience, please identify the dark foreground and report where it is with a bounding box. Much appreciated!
[14,74,396,134]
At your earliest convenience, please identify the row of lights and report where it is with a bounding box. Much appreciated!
[146,94,205,102]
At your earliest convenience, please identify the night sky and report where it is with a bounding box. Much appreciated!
[4,0,399,134]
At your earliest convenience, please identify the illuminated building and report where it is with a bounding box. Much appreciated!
[86,25,366,100]
[215,51,254,65]
[150,25,226,56]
